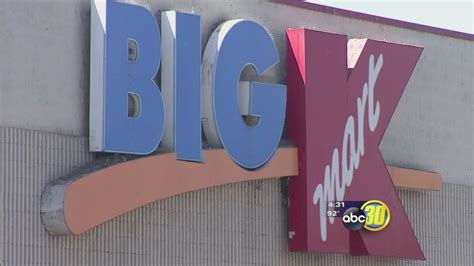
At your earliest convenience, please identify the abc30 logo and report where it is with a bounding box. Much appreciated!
[342,200,390,231]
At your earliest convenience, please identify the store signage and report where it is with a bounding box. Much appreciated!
[287,29,423,259]
[42,0,424,260]
[89,0,286,169]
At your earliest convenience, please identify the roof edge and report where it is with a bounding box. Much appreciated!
[272,0,474,41]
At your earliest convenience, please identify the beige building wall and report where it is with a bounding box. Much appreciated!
[0,127,472,265]
[0,0,473,265]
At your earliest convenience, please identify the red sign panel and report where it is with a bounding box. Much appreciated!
[286,29,424,259]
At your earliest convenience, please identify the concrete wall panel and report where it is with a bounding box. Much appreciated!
[0,126,473,265]
[0,0,472,185]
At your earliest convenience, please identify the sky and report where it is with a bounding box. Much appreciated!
[306,0,474,34]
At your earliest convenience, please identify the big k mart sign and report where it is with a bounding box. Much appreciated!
[41,0,429,260]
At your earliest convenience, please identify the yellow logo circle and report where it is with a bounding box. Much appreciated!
[361,200,390,231]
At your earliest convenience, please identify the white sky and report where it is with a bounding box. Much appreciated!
[306,0,474,34]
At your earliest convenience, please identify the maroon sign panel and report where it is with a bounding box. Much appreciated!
[286,29,424,259]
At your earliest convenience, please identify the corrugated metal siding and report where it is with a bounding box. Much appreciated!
[0,126,473,265]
